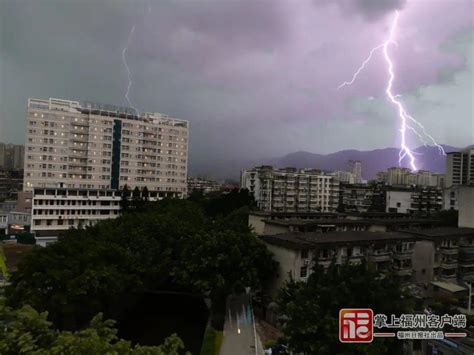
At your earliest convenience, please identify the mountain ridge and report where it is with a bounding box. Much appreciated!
[189,144,472,181]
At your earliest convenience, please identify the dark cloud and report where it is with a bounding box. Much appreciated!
[0,0,471,177]
[316,0,407,21]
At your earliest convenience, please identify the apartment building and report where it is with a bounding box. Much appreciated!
[241,166,339,213]
[24,98,189,239]
[385,186,443,215]
[387,167,444,187]
[459,186,474,228]
[256,216,440,236]
[348,160,362,183]
[339,183,375,213]
[261,231,417,295]
[24,98,188,196]
[332,170,356,184]
[31,187,121,237]
[187,177,222,195]
[446,148,474,187]
[0,143,24,170]
[408,228,474,284]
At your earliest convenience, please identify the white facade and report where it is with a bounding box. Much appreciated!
[333,171,356,184]
[31,187,121,237]
[24,98,188,197]
[459,186,474,228]
[387,167,444,187]
[241,166,339,213]
[446,149,474,188]
[386,190,412,213]
[348,160,362,183]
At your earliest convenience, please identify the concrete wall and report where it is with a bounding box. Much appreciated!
[248,213,266,235]
[263,223,289,236]
[459,186,474,228]
[264,243,302,297]
[386,190,412,213]
[412,241,436,284]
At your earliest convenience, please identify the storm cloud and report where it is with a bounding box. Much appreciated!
[0,0,472,176]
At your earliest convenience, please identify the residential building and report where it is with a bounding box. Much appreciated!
[241,166,339,213]
[459,186,474,228]
[31,187,121,237]
[0,211,31,235]
[261,231,417,295]
[339,183,375,213]
[187,177,222,195]
[257,217,440,236]
[388,167,411,185]
[348,160,362,183]
[0,170,23,200]
[387,167,444,187]
[24,98,188,197]
[408,228,474,284]
[385,187,443,215]
[0,143,24,170]
[333,170,356,184]
[446,148,474,187]
[443,186,460,211]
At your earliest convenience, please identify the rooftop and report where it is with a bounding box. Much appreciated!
[260,231,415,250]
[405,227,474,238]
[263,218,440,227]
[430,281,467,293]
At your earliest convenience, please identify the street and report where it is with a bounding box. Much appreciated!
[220,293,263,355]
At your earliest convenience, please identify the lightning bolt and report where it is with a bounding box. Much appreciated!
[121,2,152,116]
[338,10,445,171]
[122,24,138,115]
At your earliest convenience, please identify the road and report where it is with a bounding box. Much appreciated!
[220,293,264,355]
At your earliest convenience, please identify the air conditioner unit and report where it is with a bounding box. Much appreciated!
[304,259,311,266]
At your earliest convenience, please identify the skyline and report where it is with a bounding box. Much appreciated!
[0,0,472,171]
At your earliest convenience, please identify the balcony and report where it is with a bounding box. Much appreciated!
[440,261,458,269]
[369,251,391,263]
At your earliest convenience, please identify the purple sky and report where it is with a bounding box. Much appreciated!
[0,0,472,172]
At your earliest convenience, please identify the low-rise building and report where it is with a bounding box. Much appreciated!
[260,231,417,296]
[257,217,441,236]
[31,187,122,238]
[385,187,443,215]
[187,177,222,195]
[407,228,474,284]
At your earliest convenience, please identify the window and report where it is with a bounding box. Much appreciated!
[396,202,401,207]
[300,266,308,278]
[301,250,309,259]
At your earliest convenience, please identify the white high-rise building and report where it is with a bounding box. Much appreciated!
[24,98,189,240]
[348,160,362,183]
[241,166,339,213]
[24,98,188,196]
[446,148,474,188]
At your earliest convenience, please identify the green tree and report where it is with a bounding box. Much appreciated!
[120,185,131,212]
[142,186,150,202]
[6,199,275,333]
[278,261,413,354]
[0,305,185,355]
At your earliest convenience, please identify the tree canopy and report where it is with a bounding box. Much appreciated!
[0,305,185,355]
[277,261,413,354]
[6,198,276,331]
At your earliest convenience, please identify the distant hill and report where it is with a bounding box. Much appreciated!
[189,145,472,181]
